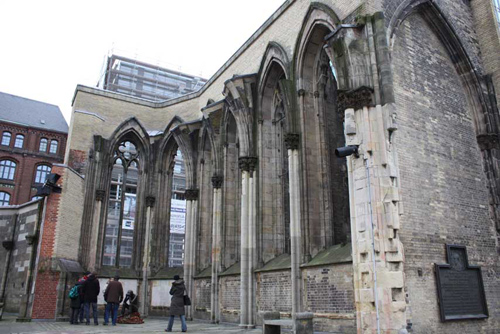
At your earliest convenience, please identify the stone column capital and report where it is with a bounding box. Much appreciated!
[211,175,223,189]
[284,133,300,150]
[146,196,156,207]
[238,157,258,173]
[95,189,106,201]
[337,86,374,114]
[185,189,199,201]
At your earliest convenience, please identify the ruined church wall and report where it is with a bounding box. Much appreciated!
[0,202,40,313]
[392,11,499,333]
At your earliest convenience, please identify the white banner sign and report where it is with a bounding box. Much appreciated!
[170,199,186,234]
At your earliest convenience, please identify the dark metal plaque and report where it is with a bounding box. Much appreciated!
[435,245,488,321]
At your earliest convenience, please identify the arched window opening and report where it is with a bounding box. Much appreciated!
[169,149,186,267]
[1,132,11,146]
[0,160,17,180]
[35,165,51,184]
[39,138,48,152]
[49,140,58,154]
[0,192,10,206]
[14,134,24,148]
[103,140,140,268]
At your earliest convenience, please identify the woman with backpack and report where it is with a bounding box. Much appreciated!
[69,280,83,324]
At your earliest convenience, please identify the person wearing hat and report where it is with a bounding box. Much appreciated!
[165,275,187,332]
[103,275,123,326]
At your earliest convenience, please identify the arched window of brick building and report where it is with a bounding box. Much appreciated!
[1,132,11,146]
[103,140,140,268]
[49,140,58,154]
[14,134,24,148]
[35,165,51,184]
[0,160,16,180]
[39,138,48,152]
[0,192,10,206]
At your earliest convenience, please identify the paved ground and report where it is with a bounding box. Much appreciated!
[0,317,265,334]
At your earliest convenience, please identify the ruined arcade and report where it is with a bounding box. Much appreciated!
[1,0,500,333]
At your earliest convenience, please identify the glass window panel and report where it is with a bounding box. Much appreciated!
[1,132,11,146]
[103,201,120,266]
[39,138,48,152]
[35,165,51,184]
[0,192,10,206]
[49,140,58,154]
[14,135,24,148]
[0,160,16,180]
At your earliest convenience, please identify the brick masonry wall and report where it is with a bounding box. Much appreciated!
[194,278,211,320]
[219,275,240,323]
[304,264,354,314]
[53,165,84,261]
[256,271,292,313]
[0,204,39,313]
[393,12,500,333]
[31,173,63,319]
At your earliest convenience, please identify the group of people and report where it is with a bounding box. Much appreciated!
[69,272,138,326]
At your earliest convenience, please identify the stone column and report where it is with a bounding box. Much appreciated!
[340,89,406,334]
[238,156,257,328]
[184,189,198,321]
[141,196,155,317]
[210,175,223,323]
[88,189,105,271]
[284,133,302,319]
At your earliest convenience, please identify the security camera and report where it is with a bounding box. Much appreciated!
[335,146,358,158]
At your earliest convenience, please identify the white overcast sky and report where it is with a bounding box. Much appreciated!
[0,0,285,123]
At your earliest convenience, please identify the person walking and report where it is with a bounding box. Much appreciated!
[103,275,123,326]
[165,275,187,332]
[82,272,100,325]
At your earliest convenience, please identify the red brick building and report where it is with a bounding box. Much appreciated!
[0,92,68,205]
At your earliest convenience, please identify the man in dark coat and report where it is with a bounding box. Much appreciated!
[82,272,100,325]
[165,275,187,332]
[103,275,123,326]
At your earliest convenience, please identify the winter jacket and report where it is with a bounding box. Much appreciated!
[70,283,83,309]
[104,280,123,304]
[82,274,100,303]
[169,279,186,316]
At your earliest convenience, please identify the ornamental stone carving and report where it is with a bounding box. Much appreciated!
[211,175,223,189]
[2,240,14,250]
[146,196,156,207]
[284,133,300,150]
[26,233,38,245]
[337,86,374,116]
[238,157,258,173]
[95,189,106,201]
[477,133,499,150]
[185,189,199,201]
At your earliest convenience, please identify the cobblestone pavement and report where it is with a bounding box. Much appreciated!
[0,317,264,334]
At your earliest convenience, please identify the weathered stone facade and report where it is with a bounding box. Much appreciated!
[1,0,500,333]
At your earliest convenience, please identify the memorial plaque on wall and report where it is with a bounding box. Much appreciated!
[435,244,488,321]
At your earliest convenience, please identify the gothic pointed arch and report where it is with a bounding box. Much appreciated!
[294,4,350,259]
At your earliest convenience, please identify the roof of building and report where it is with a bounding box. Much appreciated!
[0,91,68,133]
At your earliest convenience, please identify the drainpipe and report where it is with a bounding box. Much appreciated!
[0,212,19,320]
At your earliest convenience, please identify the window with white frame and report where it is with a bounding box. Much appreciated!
[14,134,24,148]
[39,138,48,152]
[0,160,16,180]
[35,165,51,184]
[1,132,11,146]
[0,192,10,206]
[49,140,58,154]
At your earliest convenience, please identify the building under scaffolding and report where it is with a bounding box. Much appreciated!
[98,54,207,101]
